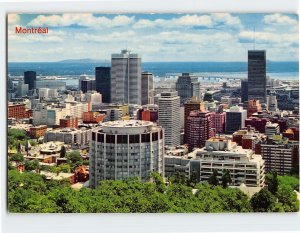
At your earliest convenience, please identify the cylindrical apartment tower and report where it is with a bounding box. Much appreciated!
[89,120,164,188]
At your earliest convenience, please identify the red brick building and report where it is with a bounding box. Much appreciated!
[211,112,226,134]
[245,117,268,133]
[247,99,262,117]
[29,125,47,139]
[74,165,89,183]
[186,110,215,151]
[82,111,105,124]
[8,103,26,119]
[60,116,79,128]
[232,126,266,151]
[137,104,158,123]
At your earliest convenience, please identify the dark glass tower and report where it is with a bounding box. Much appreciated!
[241,79,248,103]
[24,71,36,90]
[95,67,111,103]
[248,50,266,103]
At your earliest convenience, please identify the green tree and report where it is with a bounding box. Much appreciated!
[10,153,24,162]
[208,169,219,186]
[277,185,299,212]
[278,175,299,191]
[188,171,198,188]
[58,164,71,173]
[24,159,39,171]
[250,188,276,212]
[67,151,83,171]
[221,169,232,188]
[169,172,187,185]
[266,170,279,194]
[150,172,166,193]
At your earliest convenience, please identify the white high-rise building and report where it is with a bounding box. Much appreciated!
[111,50,141,105]
[267,91,278,112]
[158,91,181,146]
[89,120,164,188]
[17,80,29,97]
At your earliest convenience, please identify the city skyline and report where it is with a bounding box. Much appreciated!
[8,13,299,62]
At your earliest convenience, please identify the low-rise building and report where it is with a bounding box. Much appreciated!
[29,125,47,139]
[45,128,91,146]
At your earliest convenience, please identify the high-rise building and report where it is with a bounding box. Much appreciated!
[184,97,205,142]
[248,50,267,103]
[141,72,154,105]
[79,75,96,93]
[24,71,36,90]
[267,91,278,112]
[186,110,215,151]
[158,92,180,146]
[111,50,141,105]
[175,73,200,105]
[95,67,111,103]
[241,79,248,103]
[247,99,262,117]
[89,120,164,188]
[16,81,29,97]
[225,106,247,134]
[211,111,226,134]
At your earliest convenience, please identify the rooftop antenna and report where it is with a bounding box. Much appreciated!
[253,26,256,50]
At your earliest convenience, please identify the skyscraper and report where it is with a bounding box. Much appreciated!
[95,67,111,103]
[24,71,36,90]
[184,97,205,142]
[241,79,248,103]
[186,110,215,151]
[248,50,266,103]
[79,75,96,93]
[111,50,141,105]
[141,72,154,105]
[158,92,180,146]
[176,73,200,105]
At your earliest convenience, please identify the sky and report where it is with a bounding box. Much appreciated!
[7,13,299,62]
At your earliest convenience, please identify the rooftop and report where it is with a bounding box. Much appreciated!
[101,120,153,128]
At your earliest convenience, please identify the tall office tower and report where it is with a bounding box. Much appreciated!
[186,110,215,151]
[79,75,95,93]
[158,92,180,146]
[184,97,205,142]
[248,50,267,103]
[241,79,248,103]
[89,120,164,188]
[16,80,29,97]
[267,91,278,112]
[225,106,247,134]
[141,72,154,105]
[111,50,141,105]
[176,73,200,105]
[95,67,111,103]
[24,71,36,90]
